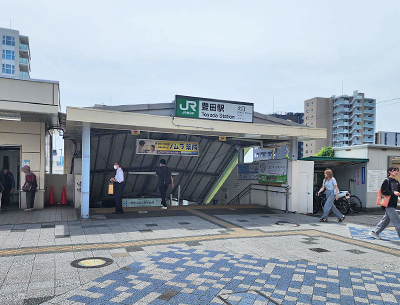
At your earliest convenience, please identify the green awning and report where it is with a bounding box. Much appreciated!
[300,156,369,169]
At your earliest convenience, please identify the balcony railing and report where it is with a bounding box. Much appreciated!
[333,137,349,141]
[364,109,375,114]
[334,107,350,114]
[363,130,374,135]
[19,57,29,64]
[335,99,350,106]
[364,123,374,128]
[19,71,29,78]
[19,44,29,51]
[364,116,374,122]
[363,137,374,142]
[352,140,361,145]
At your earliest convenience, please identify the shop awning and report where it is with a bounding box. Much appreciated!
[300,156,369,169]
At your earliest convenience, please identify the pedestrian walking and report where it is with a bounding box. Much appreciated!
[369,166,400,240]
[0,167,15,210]
[317,169,345,223]
[21,165,37,211]
[110,161,124,214]
[155,159,174,209]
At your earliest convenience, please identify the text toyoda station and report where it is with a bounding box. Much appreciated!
[62,95,326,218]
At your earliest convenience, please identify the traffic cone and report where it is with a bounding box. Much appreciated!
[60,186,68,205]
[48,186,55,205]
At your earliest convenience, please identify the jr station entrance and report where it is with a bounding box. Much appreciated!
[63,95,326,219]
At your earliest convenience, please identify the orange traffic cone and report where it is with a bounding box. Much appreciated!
[60,186,68,205]
[48,186,55,205]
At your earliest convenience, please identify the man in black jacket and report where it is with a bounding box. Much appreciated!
[155,159,174,209]
[0,167,15,210]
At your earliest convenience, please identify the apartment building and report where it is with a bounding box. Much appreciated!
[376,131,400,146]
[1,27,30,78]
[303,91,375,157]
[303,97,333,157]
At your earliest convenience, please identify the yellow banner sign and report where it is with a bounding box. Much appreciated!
[136,139,199,156]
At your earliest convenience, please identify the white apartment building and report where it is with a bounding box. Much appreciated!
[303,91,376,157]
[332,91,375,147]
[1,28,30,78]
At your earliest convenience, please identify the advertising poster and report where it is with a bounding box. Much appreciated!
[237,163,259,180]
[136,139,199,156]
[258,159,287,184]
[367,170,387,192]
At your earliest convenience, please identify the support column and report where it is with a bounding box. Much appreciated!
[81,125,90,219]
[49,132,53,174]
[289,137,298,161]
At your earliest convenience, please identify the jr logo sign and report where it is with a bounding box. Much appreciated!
[176,97,199,118]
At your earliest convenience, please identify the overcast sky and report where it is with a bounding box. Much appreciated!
[3,0,400,131]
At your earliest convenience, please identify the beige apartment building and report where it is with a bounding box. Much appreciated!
[303,91,376,157]
[1,27,30,78]
[303,97,333,157]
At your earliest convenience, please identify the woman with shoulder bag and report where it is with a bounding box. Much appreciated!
[369,166,400,240]
[317,169,346,223]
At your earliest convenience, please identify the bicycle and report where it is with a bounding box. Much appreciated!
[313,192,350,215]
[348,195,362,213]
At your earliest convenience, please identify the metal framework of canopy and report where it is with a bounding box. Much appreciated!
[64,103,327,206]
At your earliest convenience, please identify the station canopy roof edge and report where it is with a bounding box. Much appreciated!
[300,156,369,169]
[64,104,326,147]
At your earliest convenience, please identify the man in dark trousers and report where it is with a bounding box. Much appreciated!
[110,161,124,214]
[0,167,15,210]
[156,159,174,209]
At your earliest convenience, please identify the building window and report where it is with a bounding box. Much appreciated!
[306,150,308,153]
[306,116,309,119]
[2,64,15,75]
[306,123,309,126]
[2,35,15,46]
[306,109,309,113]
[306,143,309,147]
[2,50,15,60]
[307,103,309,106]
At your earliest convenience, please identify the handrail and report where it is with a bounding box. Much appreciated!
[227,183,288,205]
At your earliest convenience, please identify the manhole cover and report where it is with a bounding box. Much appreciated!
[275,221,299,227]
[71,257,113,269]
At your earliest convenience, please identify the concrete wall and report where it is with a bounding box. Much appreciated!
[0,120,46,208]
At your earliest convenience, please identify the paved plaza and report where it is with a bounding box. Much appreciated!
[0,205,399,304]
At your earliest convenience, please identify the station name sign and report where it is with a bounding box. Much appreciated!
[175,95,254,123]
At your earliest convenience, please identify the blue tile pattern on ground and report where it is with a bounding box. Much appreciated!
[349,226,400,241]
[68,247,400,304]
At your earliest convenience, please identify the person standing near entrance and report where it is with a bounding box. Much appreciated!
[156,159,174,209]
[369,166,400,240]
[21,165,37,211]
[317,169,345,223]
[0,167,15,210]
[110,161,124,214]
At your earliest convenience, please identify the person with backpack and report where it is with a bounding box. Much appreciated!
[155,159,174,209]
[369,166,400,240]
[21,165,37,211]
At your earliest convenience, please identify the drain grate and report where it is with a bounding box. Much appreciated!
[157,289,179,301]
[125,246,144,252]
[145,223,158,227]
[346,249,367,255]
[309,248,330,253]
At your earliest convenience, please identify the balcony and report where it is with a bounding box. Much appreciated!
[334,107,350,114]
[333,128,348,134]
[363,130,374,135]
[333,122,347,128]
[351,101,362,108]
[364,109,375,114]
[352,140,361,145]
[363,137,374,142]
[19,57,29,65]
[364,122,374,128]
[333,137,349,141]
[19,44,29,51]
[335,99,350,106]
[349,110,362,120]
[364,116,374,122]
[334,114,350,120]
[19,71,29,78]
